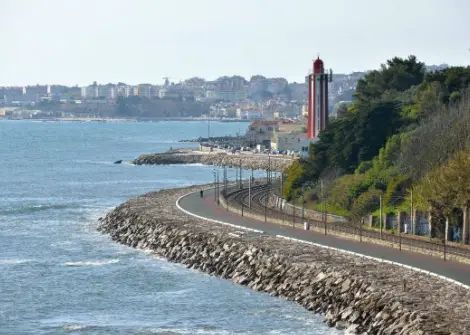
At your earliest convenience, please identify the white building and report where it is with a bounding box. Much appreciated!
[81,83,99,99]
[137,84,156,98]
[236,109,262,120]
[98,84,116,100]
[271,132,311,156]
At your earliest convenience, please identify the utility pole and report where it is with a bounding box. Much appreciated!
[268,152,271,184]
[216,170,220,205]
[213,169,216,203]
[224,165,228,211]
[292,201,295,228]
[264,193,267,223]
[266,167,268,187]
[224,165,229,212]
[410,189,414,235]
[248,176,251,209]
[302,191,305,224]
[239,159,242,189]
[235,164,238,186]
[379,195,383,239]
[443,237,447,261]
[207,119,211,142]
[398,217,402,251]
[321,179,327,235]
[268,181,271,221]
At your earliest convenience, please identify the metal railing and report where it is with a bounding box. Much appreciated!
[220,182,470,261]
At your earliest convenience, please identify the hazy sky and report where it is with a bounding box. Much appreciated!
[1,0,469,86]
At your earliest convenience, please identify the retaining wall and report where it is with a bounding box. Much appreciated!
[98,186,470,334]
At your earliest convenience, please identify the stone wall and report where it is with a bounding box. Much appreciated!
[98,185,470,334]
[132,150,294,172]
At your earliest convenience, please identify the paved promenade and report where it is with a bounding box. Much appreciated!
[179,188,470,286]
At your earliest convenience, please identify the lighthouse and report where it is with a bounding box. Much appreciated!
[307,57,331,139]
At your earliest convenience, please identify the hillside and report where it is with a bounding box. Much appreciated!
[284,56,470,241]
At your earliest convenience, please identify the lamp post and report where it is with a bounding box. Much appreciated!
[292,200,296,228]
[213,169,217,203]
[216,169,220,205]
[320,179,327,235]
[224,165,229,211]
[239,158,242,189]
[207,118,211,142]
[268,152,271,184]
[248,174,252,209]
[264,192,267,223]
[379,195,383,239]
[388,193,414,251]
[302,186,305,224]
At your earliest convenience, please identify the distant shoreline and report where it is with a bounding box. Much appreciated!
[0,117,252,123]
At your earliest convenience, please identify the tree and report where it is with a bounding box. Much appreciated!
[283,160,305,200]
[415,150,470,213]
[350,189,382,223]
[355,55,425,103]
[399,88,470,180]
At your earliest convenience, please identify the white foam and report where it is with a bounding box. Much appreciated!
[63,324,89,331]
[0,258,33,265]
[63,259,119,267]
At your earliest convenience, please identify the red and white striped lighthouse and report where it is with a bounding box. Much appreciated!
[307,57,330,139]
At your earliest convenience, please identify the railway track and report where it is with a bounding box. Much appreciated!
[222,183,470,260]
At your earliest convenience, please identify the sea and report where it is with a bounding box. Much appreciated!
[0,120,340,335]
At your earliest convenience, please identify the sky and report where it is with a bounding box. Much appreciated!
[1,0,469,86]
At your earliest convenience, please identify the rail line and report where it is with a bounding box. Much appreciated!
[222,183,470,260]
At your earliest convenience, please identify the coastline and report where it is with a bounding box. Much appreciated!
[0,117,251,123]
[98,184,470,334]
[133,149,295,172]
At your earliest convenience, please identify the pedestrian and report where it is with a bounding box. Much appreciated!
[200,189,204,198]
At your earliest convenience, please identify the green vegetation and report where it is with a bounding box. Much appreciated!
[285,56,470,235]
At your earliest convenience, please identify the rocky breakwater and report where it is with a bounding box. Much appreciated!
[98,186,470,334]
[132,149,294,172]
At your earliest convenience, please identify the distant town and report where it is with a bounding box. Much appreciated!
[0,63,450,159]
[0,72,367,121]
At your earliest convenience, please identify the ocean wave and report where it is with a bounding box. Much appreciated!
[64,179,190,186]
[146,327,233,335]
[182,163,205,167]
[73,159,115,166]
[63,324,91,331]
[63,259,120,267]
[0,258,33,265]
[0,203,73,216]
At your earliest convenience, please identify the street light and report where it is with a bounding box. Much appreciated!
[248,173,252,209]
[217,169,220,205]
[300,181,314,230]
[302,185,305,224]
[239,158,243,189]
[292,199,296,228]
[320,179,327,235]
[387,193,414,251]
[379,195,383,239]
[213,169,217,203]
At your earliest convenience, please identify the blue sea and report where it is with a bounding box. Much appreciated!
[0,120,339,335]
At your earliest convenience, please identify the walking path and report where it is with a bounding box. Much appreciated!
[178,188,470,286]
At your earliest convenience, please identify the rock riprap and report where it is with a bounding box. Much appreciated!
[132,149,294,172]
[98,186,470,334]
